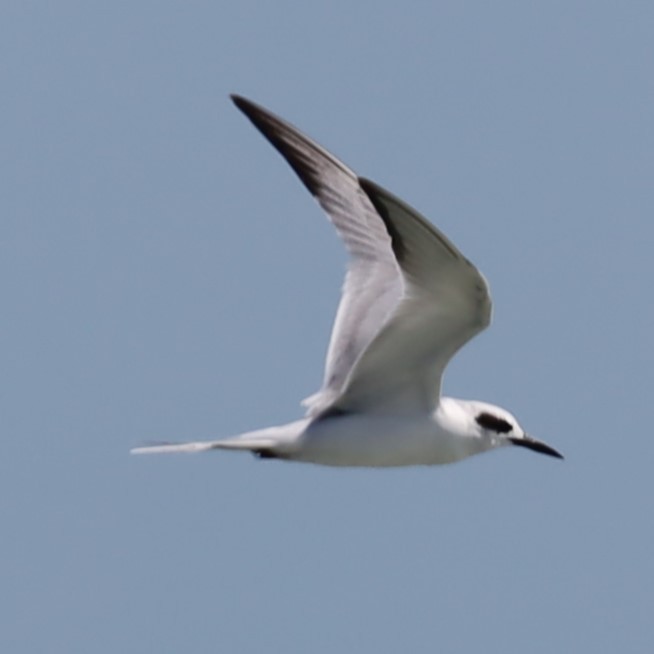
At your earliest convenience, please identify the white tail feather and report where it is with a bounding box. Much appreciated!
[130,438,277,456]
[131,419,309,457]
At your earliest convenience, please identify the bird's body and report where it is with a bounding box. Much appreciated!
[132,95,563,466]
[274,399,494,467]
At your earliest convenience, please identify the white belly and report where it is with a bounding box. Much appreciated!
[288,413,477,467]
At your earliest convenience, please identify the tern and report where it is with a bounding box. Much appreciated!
[131,95,563,466]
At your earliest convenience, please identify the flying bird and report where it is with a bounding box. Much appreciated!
[132,95,563,466]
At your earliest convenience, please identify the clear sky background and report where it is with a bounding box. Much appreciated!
[3,2,653,652]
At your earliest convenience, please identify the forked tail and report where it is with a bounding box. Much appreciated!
[130,437,278,456]
[130,419,309,458]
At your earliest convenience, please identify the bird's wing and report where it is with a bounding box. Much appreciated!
[232,96,402,415]
[320,178,492,415]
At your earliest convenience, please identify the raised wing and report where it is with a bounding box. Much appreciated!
[321,178,492,414]
[232,96,402,415]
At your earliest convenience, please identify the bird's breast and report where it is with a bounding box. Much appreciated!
[291,412,472,467]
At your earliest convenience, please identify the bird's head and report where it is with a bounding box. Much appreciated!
[470,402,563,460]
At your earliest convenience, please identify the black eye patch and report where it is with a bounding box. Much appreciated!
[475,412,513,433]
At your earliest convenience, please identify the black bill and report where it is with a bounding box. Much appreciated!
[509,435,564,460]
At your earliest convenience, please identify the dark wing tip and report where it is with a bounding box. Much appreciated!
[230,94,270,127]
[231,93,256,114]
[231,94,327,199]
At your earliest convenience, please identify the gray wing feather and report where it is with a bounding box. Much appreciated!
[231,96,402,414]
[323,178,492,414]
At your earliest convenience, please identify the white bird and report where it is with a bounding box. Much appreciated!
[131,95,563,466]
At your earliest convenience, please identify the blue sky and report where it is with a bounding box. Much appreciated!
[3,2,653,652]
